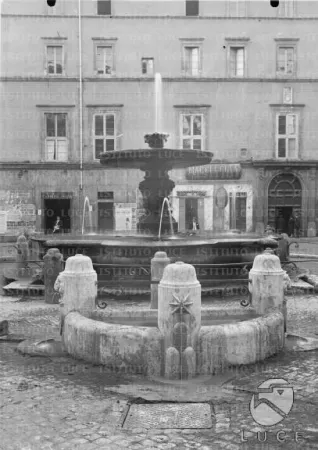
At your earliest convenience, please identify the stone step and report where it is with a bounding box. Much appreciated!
[301,274,318,292]
[288,279,315,294]
[2,280,45,296]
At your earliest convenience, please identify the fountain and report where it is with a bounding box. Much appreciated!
[81,196,93,235]
[30,73,278,292]
[158,197,174,240]
[56,249,285,379]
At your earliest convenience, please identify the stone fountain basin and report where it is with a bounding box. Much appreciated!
[62,306,284,377]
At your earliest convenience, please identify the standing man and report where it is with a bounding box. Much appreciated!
[277,214,286,234]
[53,216,63,234]
[192,216,200,231]
[294,212,301,238]
[288,213,295,237]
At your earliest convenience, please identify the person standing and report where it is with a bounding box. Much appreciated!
[277,214,286,234]
[53,216,63,234]
[288,213,295,237]
[192,216,200,231]
[294,212,301,238]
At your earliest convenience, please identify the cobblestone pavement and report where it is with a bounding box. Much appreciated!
[1,294,318,450]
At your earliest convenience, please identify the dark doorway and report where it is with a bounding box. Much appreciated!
[98,202,114,231]
[44,199,71,234]
[268,173,302,234]
[185,198,198,230]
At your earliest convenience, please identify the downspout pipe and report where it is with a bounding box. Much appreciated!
[78,0,83,190]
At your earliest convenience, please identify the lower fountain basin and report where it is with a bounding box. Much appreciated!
[62,307,285,377]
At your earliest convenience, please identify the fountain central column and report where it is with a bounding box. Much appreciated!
[138,167,177,234]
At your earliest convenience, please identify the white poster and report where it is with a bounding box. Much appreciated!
[115,203,137,231]
[0,211,7,234]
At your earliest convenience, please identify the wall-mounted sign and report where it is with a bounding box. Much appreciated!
[98,191,114,200]
[177,191,207,197]
[42,192,74,199]
[215,187,228,209]
[186,164,241,180]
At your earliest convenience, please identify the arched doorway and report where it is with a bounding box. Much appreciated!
[268,173,302,234]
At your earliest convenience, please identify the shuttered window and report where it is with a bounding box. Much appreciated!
[45,113,68,161]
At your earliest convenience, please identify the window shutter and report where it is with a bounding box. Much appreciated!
[106,114,115,136]
[57,139,68,161]
[236,48,244,76]
[46,140,55,160]
[105,47,113,74]
[286,114,296,135]
[192,47,199,75]
[278,115,286,135]
[230,48,236,75]
[96,47,104,73]
[286,48,294,74]
[56,47,63,74]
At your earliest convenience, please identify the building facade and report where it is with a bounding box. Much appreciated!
[1,0,318,236]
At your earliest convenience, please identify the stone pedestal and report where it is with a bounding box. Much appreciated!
[43,248,63,304]
[150,251,171,309]
[255,222,265,235]
[158,261,201,379]
[307,221,316,237]
[249,248,284,316]
[54,254,97,327]
[15,235,30,280]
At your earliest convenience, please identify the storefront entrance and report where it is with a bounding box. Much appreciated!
[185,198,198,230]
[43,199,71,234]
[268,173,302,236]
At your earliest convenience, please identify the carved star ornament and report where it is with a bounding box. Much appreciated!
[169,291,193,315]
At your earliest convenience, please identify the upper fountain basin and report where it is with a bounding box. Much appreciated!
[99,148,213,170]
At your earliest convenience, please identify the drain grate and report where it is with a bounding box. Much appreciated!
[122,403,213,429]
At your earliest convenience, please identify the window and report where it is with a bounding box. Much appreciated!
[276,114,298,158]
[96,46,113,75]
[227,0,247,17]
[97,0,111,15]
[283,86,293,104]
[278,0,295,17]
[277,46,295,75]
[94,113,116,159]
[229,47,245,76]
[180,114,204,150]
[45,113,68,161]
[46,46,63,75]
[186,0,199,16]
[184,47,200,76]
[141,58,154,75]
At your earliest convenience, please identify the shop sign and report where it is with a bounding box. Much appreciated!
[186,164,241,180]
[42,192,74,199]
[177,191,207,197]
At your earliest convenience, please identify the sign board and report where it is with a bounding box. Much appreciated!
[42,192,74,199]
[186,164,241,180]
[177,191,207,197]
[98,191,114,200]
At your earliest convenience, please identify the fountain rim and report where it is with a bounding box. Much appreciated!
[30,235,279,248]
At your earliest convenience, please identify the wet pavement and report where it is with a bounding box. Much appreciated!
[0,293,318,450]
